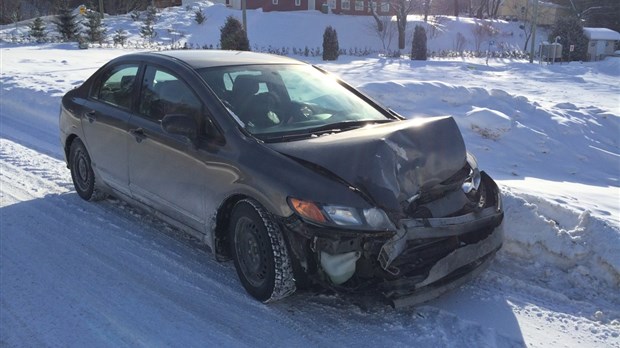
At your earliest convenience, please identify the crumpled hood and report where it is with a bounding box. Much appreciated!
[267,117,467,214]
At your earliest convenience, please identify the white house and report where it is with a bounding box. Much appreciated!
[583,27,620,61]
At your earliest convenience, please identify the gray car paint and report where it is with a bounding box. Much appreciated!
[267,116,467,216]
[60,50,504,306]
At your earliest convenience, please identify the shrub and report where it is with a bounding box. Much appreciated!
[140,6,158,43]
[411,25,427,60]
[112,29,128,46]
[53,6,80,42]
[220,16,250,51]
[322,26,339,61]
[29,17,47,42]
[84,9,106,43]
[194,8,206,25]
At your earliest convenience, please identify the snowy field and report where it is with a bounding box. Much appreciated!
[1,3,620,348]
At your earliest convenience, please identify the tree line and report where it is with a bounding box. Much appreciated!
[1,0,151,24]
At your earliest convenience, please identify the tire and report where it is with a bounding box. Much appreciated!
[229,198,296,302]
[69,139,106,201]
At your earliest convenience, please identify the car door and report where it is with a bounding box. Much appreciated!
[81,63,140,195]
[127,65,208,231]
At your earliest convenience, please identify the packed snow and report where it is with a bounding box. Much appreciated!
[1,2,619,347]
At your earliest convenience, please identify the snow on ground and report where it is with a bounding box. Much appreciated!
[1,4,620,347]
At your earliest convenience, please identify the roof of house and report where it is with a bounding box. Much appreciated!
[583,28,620,41]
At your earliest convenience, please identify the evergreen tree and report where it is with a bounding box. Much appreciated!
[411,25,428,60]
[84,9,106,43]
[220,16,250,51]
[194,8,206,25]
[29,17,47,42]
[549,16,588,61]
[53,5,80,41]
[140,6,158,43]
[322,26,339,61]
[113,29,128,46]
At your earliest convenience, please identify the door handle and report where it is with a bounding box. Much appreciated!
[85,110,96,123]
[129,128,147,143]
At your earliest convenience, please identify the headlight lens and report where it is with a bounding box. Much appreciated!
[324,206,363,225]
[462,152,481,193]
[288,198,394,230]
[363,207,394,230]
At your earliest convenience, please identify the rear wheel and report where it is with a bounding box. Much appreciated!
[229,199,296,302]
[69,139,105,201]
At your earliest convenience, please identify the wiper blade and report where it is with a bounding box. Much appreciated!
[307,119,392,134]
[257,119,394,143]
[260,132,314,143]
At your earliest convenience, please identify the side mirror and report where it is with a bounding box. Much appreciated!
[161,114,198,141]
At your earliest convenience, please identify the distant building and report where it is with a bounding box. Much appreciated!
[154,0,183,9]
[225,0,395,16]
[225,0,263,10]
[498,0,571,26]
[583,27,620,61]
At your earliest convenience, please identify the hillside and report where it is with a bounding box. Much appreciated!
[1,1,548,56]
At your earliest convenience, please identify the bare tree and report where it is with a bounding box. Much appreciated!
[511,1,551,51]
[471,21,496,51]
[454,32,467,52]
[367,12,396,52]
[474,0,501,19]
[368,0,384,33]
[392,0,416,50]
[1,0,19,24]
[423,0,432,22]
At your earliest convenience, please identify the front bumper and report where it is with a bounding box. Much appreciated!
[282,172,504,306]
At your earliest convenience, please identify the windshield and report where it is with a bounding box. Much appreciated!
[198,64,393,140]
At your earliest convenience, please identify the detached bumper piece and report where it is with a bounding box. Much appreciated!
[377,172,503,307]
[382,224,503,308]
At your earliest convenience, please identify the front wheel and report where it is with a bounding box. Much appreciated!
[69,139,106,201]
[229,199,296,302]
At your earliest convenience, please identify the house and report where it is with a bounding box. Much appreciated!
[154,0,183,8]
[224,0,263,10]
[583,27,620,61]
[498,0,571,26]
[224,0,395,16]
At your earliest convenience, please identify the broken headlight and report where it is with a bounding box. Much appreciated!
[289,198,395,231]
[462,152,481,193]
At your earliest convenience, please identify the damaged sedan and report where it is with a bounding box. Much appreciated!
[60,50,504,307]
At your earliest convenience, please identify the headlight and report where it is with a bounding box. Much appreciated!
[288,198,395,230]
[324,206,363,226]
[462,152,481,193]
[363,207,393,229]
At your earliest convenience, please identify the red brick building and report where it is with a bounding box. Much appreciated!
[227,0,395,16]
[153,0,182,9]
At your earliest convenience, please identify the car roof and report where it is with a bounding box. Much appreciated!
[143,50,305,69]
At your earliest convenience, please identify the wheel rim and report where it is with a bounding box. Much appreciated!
[235,216,269,288]
[73,149,90,192]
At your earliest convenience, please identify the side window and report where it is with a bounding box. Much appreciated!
[139,66,203,122]
[94,64,139,110]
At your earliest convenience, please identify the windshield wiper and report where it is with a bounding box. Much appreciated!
[306,119,393,135]
[257,119,394,143]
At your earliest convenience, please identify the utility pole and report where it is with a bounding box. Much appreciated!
[242,0,247,33]
[529,0,539,63]
[98,0,104,18]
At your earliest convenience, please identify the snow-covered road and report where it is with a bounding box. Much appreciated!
[1,44,619,347]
